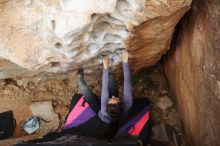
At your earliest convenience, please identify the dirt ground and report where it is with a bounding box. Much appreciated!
[0,63,184,146]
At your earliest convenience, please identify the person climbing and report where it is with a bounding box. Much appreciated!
[60,49,149,143]
[76,50,132,140]
[24,50,150,145]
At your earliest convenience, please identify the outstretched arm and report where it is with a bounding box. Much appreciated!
[100,57,110,116]
[122,50,133,111]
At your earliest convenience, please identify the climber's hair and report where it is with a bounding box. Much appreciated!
[106,103,123,119]
[99,103,123,141]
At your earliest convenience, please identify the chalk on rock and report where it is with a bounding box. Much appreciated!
[29,101,57,122]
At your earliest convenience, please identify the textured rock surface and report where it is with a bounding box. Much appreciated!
[30,101,58,122]
[164,0,220,145]
[157,95,173,110]
[0,0,191,79]
[151,123,170,142]
[0,62,184,146]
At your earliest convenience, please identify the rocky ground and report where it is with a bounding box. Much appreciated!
[0,62,184,146]
[131,63,184,146]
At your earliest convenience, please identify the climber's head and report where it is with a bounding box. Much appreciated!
[107,96,123,119]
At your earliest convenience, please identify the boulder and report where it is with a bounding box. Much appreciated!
[164,0,220,145]
[29,101,60,134]
[29,101,57,122]
[0,0,192,79]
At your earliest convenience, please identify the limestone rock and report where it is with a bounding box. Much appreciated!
[164,0,220,145]
[0,0,192,79]
[29,101,60,134]
[157,95,173,110]
[29,101,57,122]
[37,114,60,135]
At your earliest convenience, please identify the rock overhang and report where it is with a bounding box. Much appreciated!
[0,0,192,79]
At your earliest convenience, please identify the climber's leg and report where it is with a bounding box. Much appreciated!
[77,69,100,113]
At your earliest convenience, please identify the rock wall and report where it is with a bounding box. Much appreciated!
[164,0,220,145]
[0,0,191,79]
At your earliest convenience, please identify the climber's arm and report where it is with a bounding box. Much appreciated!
[122,50,133,112]
[100,57,110,116]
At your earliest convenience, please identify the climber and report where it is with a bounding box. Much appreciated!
[76,50,132,140]
[62,49,150,142]
[24,50,150,145]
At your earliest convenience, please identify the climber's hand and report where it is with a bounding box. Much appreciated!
[122,50,129,62]
[103,56,109,70]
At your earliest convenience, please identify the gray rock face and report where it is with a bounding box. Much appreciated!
[0,0,192,79]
